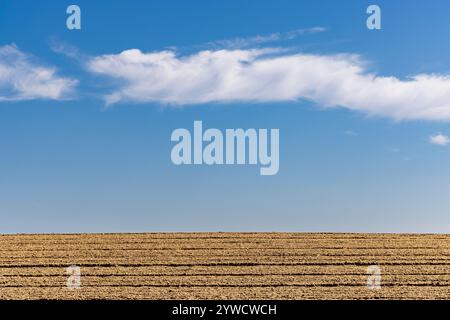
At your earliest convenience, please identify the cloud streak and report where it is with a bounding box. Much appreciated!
[87,48,450,121]
[0,45,77,101]
[205,27,326,49]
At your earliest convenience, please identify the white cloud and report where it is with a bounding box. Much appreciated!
[0,45,77,101]
[429,133,450,146]
[87,48,450,121]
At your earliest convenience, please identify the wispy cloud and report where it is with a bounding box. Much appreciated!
[344,130,358,136]
[0,45,78,101]
[205,27,326,49]
[49,39,86,61]
[87,47,450,121]
[429,133,450,146]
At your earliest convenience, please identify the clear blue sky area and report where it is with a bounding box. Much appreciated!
[1,1,450,233]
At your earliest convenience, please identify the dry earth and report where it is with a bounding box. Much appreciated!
[1,233,450,299]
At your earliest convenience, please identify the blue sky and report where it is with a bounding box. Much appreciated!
[1,0,450,233]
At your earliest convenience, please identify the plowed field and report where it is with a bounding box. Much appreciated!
[1,233,449,299]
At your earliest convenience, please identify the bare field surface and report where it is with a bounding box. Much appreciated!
[1,233,450,299]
